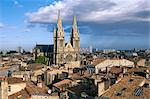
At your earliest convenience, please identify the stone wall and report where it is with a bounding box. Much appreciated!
[8,83,26,96]
[65,61,80,69]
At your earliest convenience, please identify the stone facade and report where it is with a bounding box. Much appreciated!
[44,69,70,85]
[53,11,80,66]
[137,59,146,66]
[0,78,8,99]
[8,83,26,96]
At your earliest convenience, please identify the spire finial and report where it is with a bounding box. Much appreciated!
[58,10,61,19]
[73,15,77,26]
[57,10,62,28]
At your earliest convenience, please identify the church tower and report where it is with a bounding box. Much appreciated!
[70,16,80,61]
[53,11,65,65]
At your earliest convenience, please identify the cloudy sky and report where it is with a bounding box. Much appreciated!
[0,0,149,50]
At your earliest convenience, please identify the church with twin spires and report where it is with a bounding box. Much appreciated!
[34,11,80,67]
[53,11,80,66]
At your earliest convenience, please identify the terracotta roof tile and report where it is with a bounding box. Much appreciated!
[102,76,148,99]
[53,79,72,88]
[8,77,26,84]
[27,63,46,71]
[92,58,106,66]
[110,67,123,74]
[26,81,49,95]
[8,89,30,99]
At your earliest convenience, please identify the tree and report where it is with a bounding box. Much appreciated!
[35,56,48,64]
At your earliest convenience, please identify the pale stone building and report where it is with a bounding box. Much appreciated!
[44,68,71,85]
[94,59,134,74]
[53,11,80,67]
[0,77,59,99]
[137,59,146,66]
[34,11,80,67]
[12,63,47,82]
[0,77,8,99]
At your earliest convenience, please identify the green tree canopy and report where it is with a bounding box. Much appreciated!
[35,56,48,65]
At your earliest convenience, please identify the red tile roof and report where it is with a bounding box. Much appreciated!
[8,89,30,99]
[8,77,26,84]
[53,79,72,88]
[110,67,123,74]
[26,81,49,95]
[92,58,106,66]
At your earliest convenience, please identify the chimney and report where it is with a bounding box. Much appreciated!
[23,74,28,81]
[146,70,149,79]
[37,80,43,88]
[98,81,105,96]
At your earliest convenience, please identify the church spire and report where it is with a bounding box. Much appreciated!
[71,15,79,38]
[56,10,64,37]
[57,10,62,29]
[58,10,61,22]
[70,15,80,49]
[73,15,77,28]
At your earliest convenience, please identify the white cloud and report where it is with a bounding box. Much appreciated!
[26,0,149,23]
[12,0,23,8]
[24,28,31,32]
[0,23,4,28]
[0,34,7,38]
[0,22,18,30]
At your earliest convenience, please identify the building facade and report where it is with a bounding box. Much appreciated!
[53,11,80,65]
[33,11,80,67]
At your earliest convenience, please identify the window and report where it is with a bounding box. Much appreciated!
[8,86,11,92]
[66,54,73,62]
[60,40,63,47]
[75,40,78,48]
[76,54,78,61]
[60,54,64,61]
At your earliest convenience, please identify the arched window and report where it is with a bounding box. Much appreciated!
[76,54,78,61]
[60,54,64,61]
[66,54,73,62]
[60,40,63,47]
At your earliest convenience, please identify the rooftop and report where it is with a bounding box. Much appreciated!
[8,89,30,99]
[25,81,49,95]
[67,79,97,97]
[109,66,123,74]
[27,63,46,71]
[92,58,106,66]
[8,77,26,84]
[127,67,150,74]
[35,44,53,52]
[53,79,72,88]
[101,76,149,99]
[0,77,25,84]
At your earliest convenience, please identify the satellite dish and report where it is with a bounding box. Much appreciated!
[48,89,52,94]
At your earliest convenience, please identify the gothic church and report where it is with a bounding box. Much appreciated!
[53,11,80,66]
[34,11,80,67]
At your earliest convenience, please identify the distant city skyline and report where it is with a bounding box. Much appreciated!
[0,0,149,50]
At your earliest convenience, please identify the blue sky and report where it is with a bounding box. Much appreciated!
[0,0,149,50]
